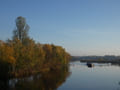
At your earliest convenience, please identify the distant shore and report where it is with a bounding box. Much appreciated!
[80,59,120,64]
[71,56,120,63]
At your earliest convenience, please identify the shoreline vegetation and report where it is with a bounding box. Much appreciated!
[80,59,120,63]
[71,56,120,64]
[0,16,70,79]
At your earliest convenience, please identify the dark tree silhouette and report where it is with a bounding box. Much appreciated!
[13,16,29,42]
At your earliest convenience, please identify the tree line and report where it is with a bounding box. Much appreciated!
[0,16,70,78]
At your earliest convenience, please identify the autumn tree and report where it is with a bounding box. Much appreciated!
[0,16,71,78]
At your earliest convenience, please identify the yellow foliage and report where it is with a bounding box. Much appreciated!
[0,41,16,65]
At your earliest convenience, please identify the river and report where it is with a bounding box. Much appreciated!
[1,61,120,90]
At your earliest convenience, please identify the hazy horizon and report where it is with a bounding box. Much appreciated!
[1,0,120,56]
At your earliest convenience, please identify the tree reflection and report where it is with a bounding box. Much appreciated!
[9,65,71,90]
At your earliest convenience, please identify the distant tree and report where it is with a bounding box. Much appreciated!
[13,16,30,43]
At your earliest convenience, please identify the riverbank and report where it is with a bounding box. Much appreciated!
[80,59,120,64]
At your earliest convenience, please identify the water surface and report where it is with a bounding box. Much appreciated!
[59,61,120,90]
[2,61,120,90]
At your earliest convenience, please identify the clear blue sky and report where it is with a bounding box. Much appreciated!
[0,0,120,56]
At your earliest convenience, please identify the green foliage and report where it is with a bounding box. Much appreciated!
[0,16,71,78]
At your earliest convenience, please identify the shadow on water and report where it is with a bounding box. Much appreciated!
[0,65,71,90]
[0,80,9,90]
[0,62,10,90]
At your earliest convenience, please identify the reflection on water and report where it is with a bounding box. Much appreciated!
[0,66,70,90]
[0,80,8,90]
[60,61,120,90]
[1,61,120,90]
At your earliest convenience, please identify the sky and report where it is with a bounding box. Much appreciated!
[0,0,120,56]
